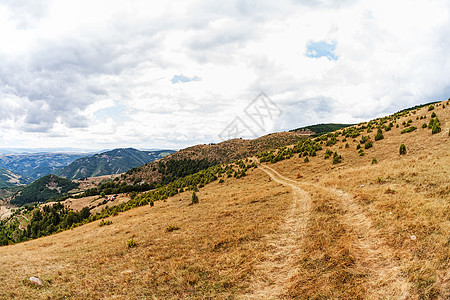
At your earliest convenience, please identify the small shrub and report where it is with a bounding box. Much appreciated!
[422,123,427,128]
[219,178,224,183]
[304,157,309,163]
[399,144,407,155]
[345,143,349,148]
[191,192,199,205]
[364,141,373,149]
[385,188,396,194]
[401,126,417,134]
[432,123,441,134]
[356,144,361,150]
[166,225,180,232]
[332,154,342,164]
[360,135,370,144]
[377,176,383,184]
[374,128,384,141]
[126,238,136,248]
[98,219,112,227]
[371,157,377,165]
[428,105,435,111]
[396,124,399,128]
[431,112,436,118]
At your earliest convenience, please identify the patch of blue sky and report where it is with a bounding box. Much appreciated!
[306,40,338,61]
[94,101,130,122]
[171,74,200,84]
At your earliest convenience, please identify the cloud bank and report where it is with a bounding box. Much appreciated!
[0,0,449,149]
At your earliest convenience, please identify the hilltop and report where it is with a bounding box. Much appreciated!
[290,123,353,136]
[0,100,448,298]
[55,148,174,180]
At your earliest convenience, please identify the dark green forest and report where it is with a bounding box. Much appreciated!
[10,174,79,206]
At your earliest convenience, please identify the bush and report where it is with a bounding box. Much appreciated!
[332,154,342,164]
[219,178,224,183]
[98,219,112,227]
[374,128,384,141]
[364,141,373,149]
[126,238,136,248]
[304,157,309,163]
[345,143,349,148]
[432,123,441,134]
[166,225,180,232]
[191,192,199,205]
[324,149,333,159]
[431,112,436,118]
[428,105,435,111]
[401,126,417,134]
[422,123,427,128]
[371,158,377,165]
[399,144,407,155]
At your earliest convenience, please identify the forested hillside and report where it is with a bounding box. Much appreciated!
[10,175,79,206]
[56,148,174,180]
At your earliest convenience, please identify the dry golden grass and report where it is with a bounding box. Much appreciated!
[0,101,448,299]
[0,167,294,299]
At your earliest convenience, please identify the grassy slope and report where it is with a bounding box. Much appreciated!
[0,101,448,299]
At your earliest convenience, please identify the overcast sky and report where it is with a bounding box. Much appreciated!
[0,0,449,150]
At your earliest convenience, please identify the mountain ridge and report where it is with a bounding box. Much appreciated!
[55,148,174,180]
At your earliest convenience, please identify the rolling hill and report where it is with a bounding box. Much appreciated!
[55,148,174,180]
[10,174,79,206]
[0,100,448,298]
[0,167,30,188]
[118,131,308,186]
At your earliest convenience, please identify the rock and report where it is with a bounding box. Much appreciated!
[29,276,42,286]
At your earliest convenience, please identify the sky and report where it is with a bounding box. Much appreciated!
[0,0,449,151]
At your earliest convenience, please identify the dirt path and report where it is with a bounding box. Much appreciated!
[242,163,311,299]
[327,187,413,299]
[261,164,413,299]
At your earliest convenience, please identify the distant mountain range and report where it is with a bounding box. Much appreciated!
[55,148,174,180]
[0,153,87,182]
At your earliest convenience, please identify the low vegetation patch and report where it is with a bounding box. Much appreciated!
[98,219,112,227]
[166,225,180,232]
[401,126,417,134]
[399,144,407,155]
[126,238,137,248]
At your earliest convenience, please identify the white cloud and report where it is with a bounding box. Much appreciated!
[0,0,448,150]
